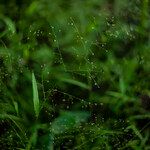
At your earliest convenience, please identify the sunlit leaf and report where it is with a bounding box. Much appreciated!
[32,72,40,118]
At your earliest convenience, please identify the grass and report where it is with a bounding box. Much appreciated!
[32,72,40,118]
[0,0,150,149]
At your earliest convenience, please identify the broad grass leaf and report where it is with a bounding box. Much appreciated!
[51,111,90,134]
[32,72,40,118]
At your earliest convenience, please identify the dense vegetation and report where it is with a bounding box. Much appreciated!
[0,0,150,149]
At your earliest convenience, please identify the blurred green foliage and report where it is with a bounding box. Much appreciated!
[0,0,150,149]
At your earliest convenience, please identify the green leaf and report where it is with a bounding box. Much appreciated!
[51,111,90,134]
[130,114,150,119]
[38,133,54,150]
[13,101,19,116]
[60,78,91,90]
[32,72,40,118]
[26,130,37,150]
[127,125,143,140]
[4,17,16,34]
[119,77,126,94]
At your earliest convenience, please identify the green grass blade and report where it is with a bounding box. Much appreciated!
[60,78,91,90]
[127,125,143,140]
[32,72,40,118]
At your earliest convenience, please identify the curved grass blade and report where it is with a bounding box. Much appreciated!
[60,78,91,90]
[32,72,40,118]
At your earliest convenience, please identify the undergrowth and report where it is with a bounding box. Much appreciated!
[0,0,150,149]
